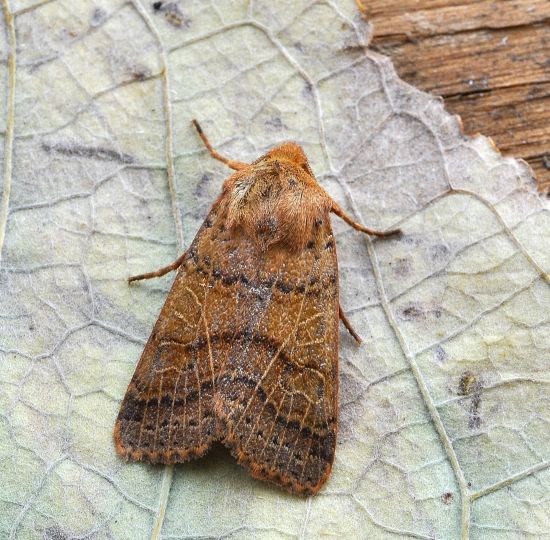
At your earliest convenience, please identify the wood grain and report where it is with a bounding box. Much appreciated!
[359,0,550,191]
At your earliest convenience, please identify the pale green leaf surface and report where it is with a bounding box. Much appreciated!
[1,1,549,539]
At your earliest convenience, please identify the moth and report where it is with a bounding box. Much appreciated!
[114,121,400,495]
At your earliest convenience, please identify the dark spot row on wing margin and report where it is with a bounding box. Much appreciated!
[119,380,216,421]
[192,260,336,293]
[270,409,335,462]
[122,379,334,462]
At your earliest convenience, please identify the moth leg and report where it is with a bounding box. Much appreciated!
[192,119,248,171]
[339,305,362,344]
[331,202,401,238]
[128,251,187,283]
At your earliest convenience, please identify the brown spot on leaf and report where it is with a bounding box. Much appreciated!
[392,257,411,277]
[41,141,134,164]
[399,304,424,321]
[458,371,477,396]
[430,243,450,263]
[434,345,447,362]
[90,8,107,27]
[43,526,68,540]
[152,1,189,28]
[458,371,483,429]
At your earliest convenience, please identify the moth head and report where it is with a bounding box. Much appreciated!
[263,142,313,177]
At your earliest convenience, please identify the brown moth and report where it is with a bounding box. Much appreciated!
[114,121,400,496]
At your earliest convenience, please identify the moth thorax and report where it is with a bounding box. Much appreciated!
[225,175,328,252]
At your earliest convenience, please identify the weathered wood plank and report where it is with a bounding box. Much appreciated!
[359,0,550,190]
[364,0,550,36]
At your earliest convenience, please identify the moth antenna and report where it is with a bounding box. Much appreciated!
[339,305,362,344]
[330,202,401,238]
[128,251,187,283]
[192,119,248,171]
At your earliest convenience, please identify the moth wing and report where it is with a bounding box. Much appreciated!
[114,209,225,462]
[216,218,339,496]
